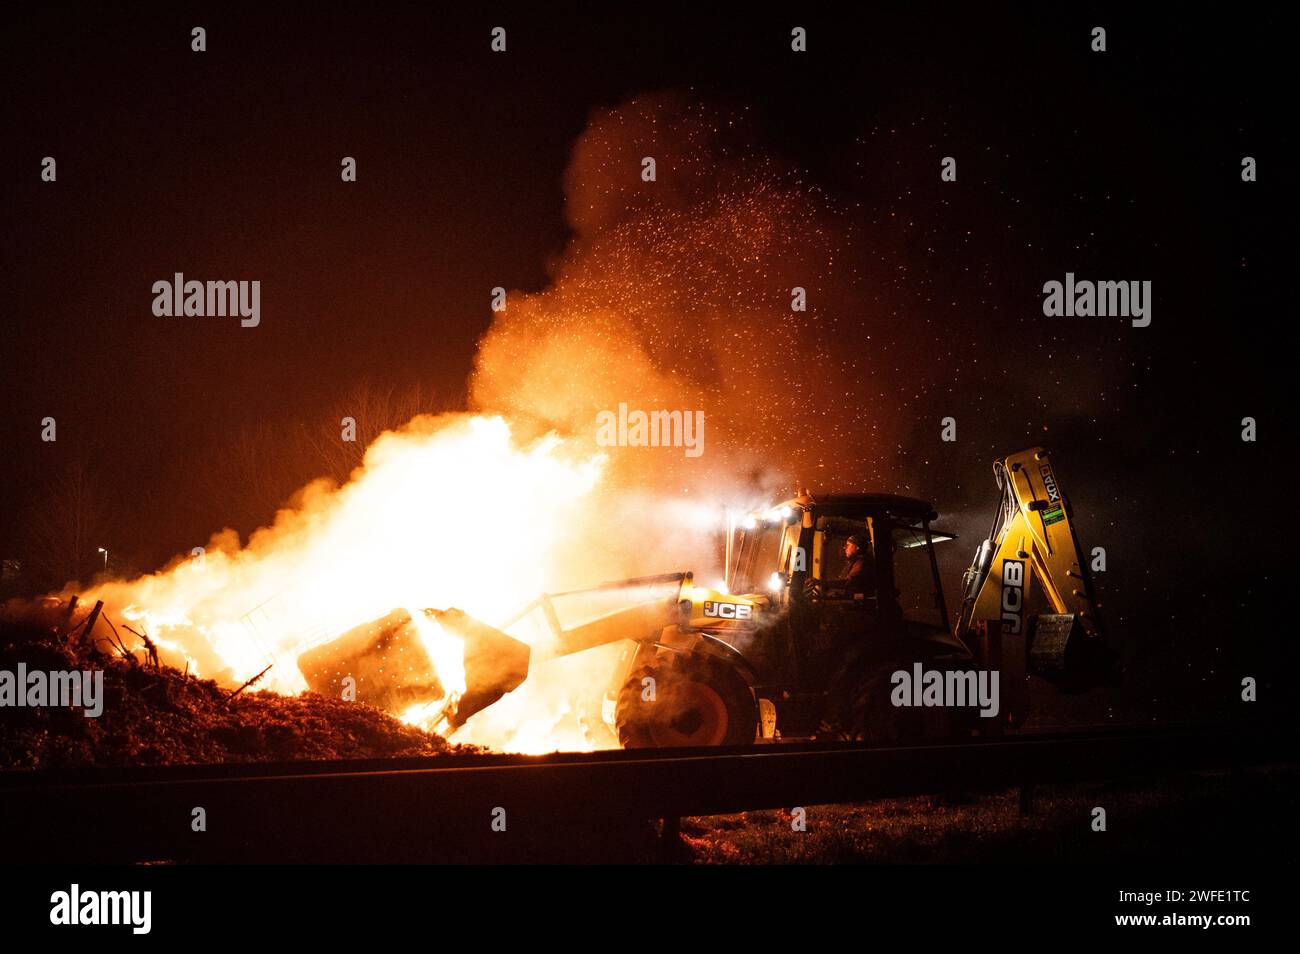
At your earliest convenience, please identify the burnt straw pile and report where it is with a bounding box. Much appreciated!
[0,599,473,770]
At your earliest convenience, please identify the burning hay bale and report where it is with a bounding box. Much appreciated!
[0,600,476,771]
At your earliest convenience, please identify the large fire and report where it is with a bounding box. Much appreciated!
[83,414,614,751]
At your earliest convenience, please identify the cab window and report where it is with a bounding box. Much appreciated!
[891,523,944,626]
[731,523,784,594]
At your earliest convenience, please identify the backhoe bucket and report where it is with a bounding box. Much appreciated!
[1027,614,1121,691]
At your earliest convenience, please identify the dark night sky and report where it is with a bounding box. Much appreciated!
[1,5,1291,708]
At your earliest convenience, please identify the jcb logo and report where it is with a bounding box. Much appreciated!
[1040,465,1061,504]
[704,601,752,620]
[1000,560,1024,634]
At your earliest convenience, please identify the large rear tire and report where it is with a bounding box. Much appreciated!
[615,652,758,749]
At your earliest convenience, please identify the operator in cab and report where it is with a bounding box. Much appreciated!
[829,534,872,597]
[813,531,878,739]
[805,532,875,599]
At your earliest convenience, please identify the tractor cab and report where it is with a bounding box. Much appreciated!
[700,493,967,736]
[726,493,955,621]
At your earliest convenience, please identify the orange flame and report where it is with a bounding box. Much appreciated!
[83,414,610,749]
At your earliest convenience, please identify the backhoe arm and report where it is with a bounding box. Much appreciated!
[955,448,1114,688]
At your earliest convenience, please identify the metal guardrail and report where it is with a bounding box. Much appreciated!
[1,724,1293,863]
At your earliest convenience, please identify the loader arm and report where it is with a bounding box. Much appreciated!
[499,572,693,660]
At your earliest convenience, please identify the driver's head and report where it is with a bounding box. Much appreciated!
[844,534,863,558]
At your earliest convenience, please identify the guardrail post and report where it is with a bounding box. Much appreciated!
[660,815,682,863]
[1019,783,1035,816]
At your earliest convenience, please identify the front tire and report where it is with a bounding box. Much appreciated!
[615,652,757,749]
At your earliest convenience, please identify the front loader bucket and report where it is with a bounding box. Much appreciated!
[296,607,531,729]
[427,608,531,727]
[297,574,685,731]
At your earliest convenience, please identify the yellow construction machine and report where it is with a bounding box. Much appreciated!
[298,448,1117,747]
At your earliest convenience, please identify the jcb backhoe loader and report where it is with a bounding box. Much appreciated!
[298,448,1117,747]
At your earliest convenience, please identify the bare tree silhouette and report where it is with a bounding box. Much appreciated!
[22,457,112,591]
[190,379,459,539]
[304,380,451,482]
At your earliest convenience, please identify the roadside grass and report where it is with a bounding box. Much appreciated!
[680,766,1298,863]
